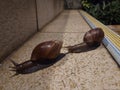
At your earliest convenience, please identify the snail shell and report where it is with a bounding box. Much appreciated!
[31,40,63,62]
[83,28,104,47]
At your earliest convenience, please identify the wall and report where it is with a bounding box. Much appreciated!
[0,0,37,62]
[36,0,64,29]
[65,0,81,9]
[0,0,64,62]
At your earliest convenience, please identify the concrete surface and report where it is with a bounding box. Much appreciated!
[0,0,37,62]
[37,0,64,30]
[65,0,81,9]
[107,25,120,35]
[41,10,90,33]
[0,10,120,90]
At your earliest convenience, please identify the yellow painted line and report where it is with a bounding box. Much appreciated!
[80,10,120,51]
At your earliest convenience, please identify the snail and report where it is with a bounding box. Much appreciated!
[10,27,104,75]
[83,27,105,47]
[10,40,63,75]
[65,28,105,53]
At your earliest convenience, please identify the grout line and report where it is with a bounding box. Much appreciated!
[35,0,39,31]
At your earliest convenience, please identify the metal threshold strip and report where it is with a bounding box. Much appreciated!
[80,10,120,66]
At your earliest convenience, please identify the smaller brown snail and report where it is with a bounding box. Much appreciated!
[65,28,105,53]
[10,40,63,75]
[83,27,105,47]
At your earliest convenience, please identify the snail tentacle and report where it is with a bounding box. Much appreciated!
[10,73,19,78]
[10,59,19,66]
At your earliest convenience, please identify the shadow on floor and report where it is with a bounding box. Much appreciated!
[65,42,100,53]
[10,53,66,77]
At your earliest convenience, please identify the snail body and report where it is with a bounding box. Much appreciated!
[10,40,63,75]
[66,28,105,52]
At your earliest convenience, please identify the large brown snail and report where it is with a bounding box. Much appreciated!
[10,40,63,75]
[10,27,104,75]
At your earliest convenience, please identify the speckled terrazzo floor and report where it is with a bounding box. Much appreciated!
[0,10,120,90]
